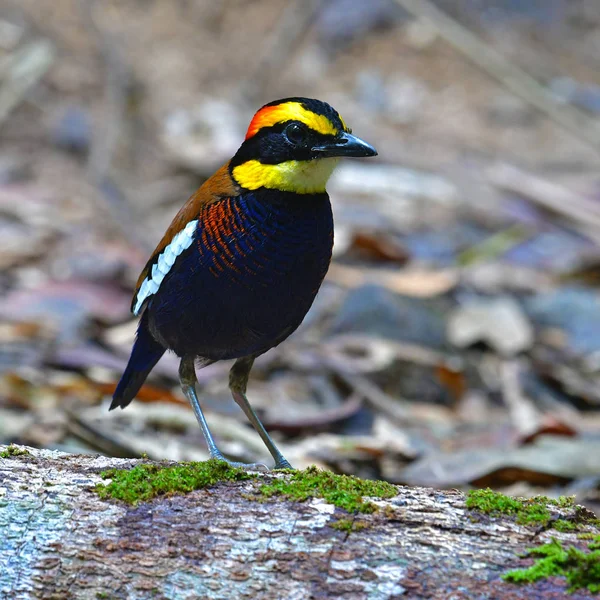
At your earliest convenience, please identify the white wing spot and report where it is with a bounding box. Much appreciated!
[133,219,198,315]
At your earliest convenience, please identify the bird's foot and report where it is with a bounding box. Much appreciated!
[274,458,293,470]
[209,451,269,471]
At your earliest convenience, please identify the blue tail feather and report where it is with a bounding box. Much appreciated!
[111,312,166,410]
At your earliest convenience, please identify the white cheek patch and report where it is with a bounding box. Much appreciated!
[133,219,198,315]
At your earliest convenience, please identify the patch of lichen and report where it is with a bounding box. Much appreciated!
[466,488,578,528]
[503,537,600,593]
[259,466,397,514]
[0,444,30,458]
[95,459,255,505]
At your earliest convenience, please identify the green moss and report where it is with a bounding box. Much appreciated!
[0,444,30,458]
[466,488,522,514]
[240,491,267,503]
[554,519,578,532]
[331,517,369,532]
[466,489,579,528]
[258,466,397,514]
[557,496,577,509]
[503,537,600,593]
[518,502,552,526]
[95,459,255,505]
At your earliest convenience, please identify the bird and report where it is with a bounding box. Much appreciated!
[111,97,377,469]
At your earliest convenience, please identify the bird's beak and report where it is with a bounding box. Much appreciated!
[312,132,378,158]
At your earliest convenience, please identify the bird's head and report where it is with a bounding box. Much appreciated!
[230,97,377,195]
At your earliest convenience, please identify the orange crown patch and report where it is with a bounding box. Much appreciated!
[245,101,340,140]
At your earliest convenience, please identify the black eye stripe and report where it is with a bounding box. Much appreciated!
[231,119,338,167]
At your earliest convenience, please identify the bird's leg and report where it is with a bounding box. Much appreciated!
[229,357,293,470]
[179,356,267,470]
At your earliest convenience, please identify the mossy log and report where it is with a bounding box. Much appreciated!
[1,445,598,599]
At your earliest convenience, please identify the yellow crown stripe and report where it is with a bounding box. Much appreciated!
[246,102,339,139]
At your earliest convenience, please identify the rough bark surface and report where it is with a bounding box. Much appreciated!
[0,445,597,600]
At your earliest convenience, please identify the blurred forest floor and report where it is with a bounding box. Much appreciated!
[2,0,600,515]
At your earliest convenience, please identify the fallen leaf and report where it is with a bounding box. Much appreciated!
[402,436,600,488]
[95,382,186,406]
[0,280,131,343]
[349,231,409,264]
[447,297,533,356]
[327,263,457,297]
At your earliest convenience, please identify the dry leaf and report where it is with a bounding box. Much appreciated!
[327,263,457,297]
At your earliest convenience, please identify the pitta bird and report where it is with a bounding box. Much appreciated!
[111,97,377,468]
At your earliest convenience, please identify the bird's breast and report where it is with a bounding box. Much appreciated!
[197,193,332,289]
[147,192,333,359]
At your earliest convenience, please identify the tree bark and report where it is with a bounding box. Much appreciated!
[0,445,597,599]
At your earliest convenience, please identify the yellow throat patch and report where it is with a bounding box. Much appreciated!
[232,158,339,194]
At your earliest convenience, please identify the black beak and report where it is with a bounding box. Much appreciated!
[312,132,378,158]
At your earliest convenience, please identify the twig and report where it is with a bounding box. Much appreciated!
[65,408,140,458]
[80,0,148,249]
[487,163,600,243]
[457,223,533,266]
[332,369,412,423]
[392,0,600,155]
[322,333,447,369]
[500,359,541,440]
[0,39,55,125]
[263,392,363,434]
[81,0,129,183]
[238,0,321,103]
